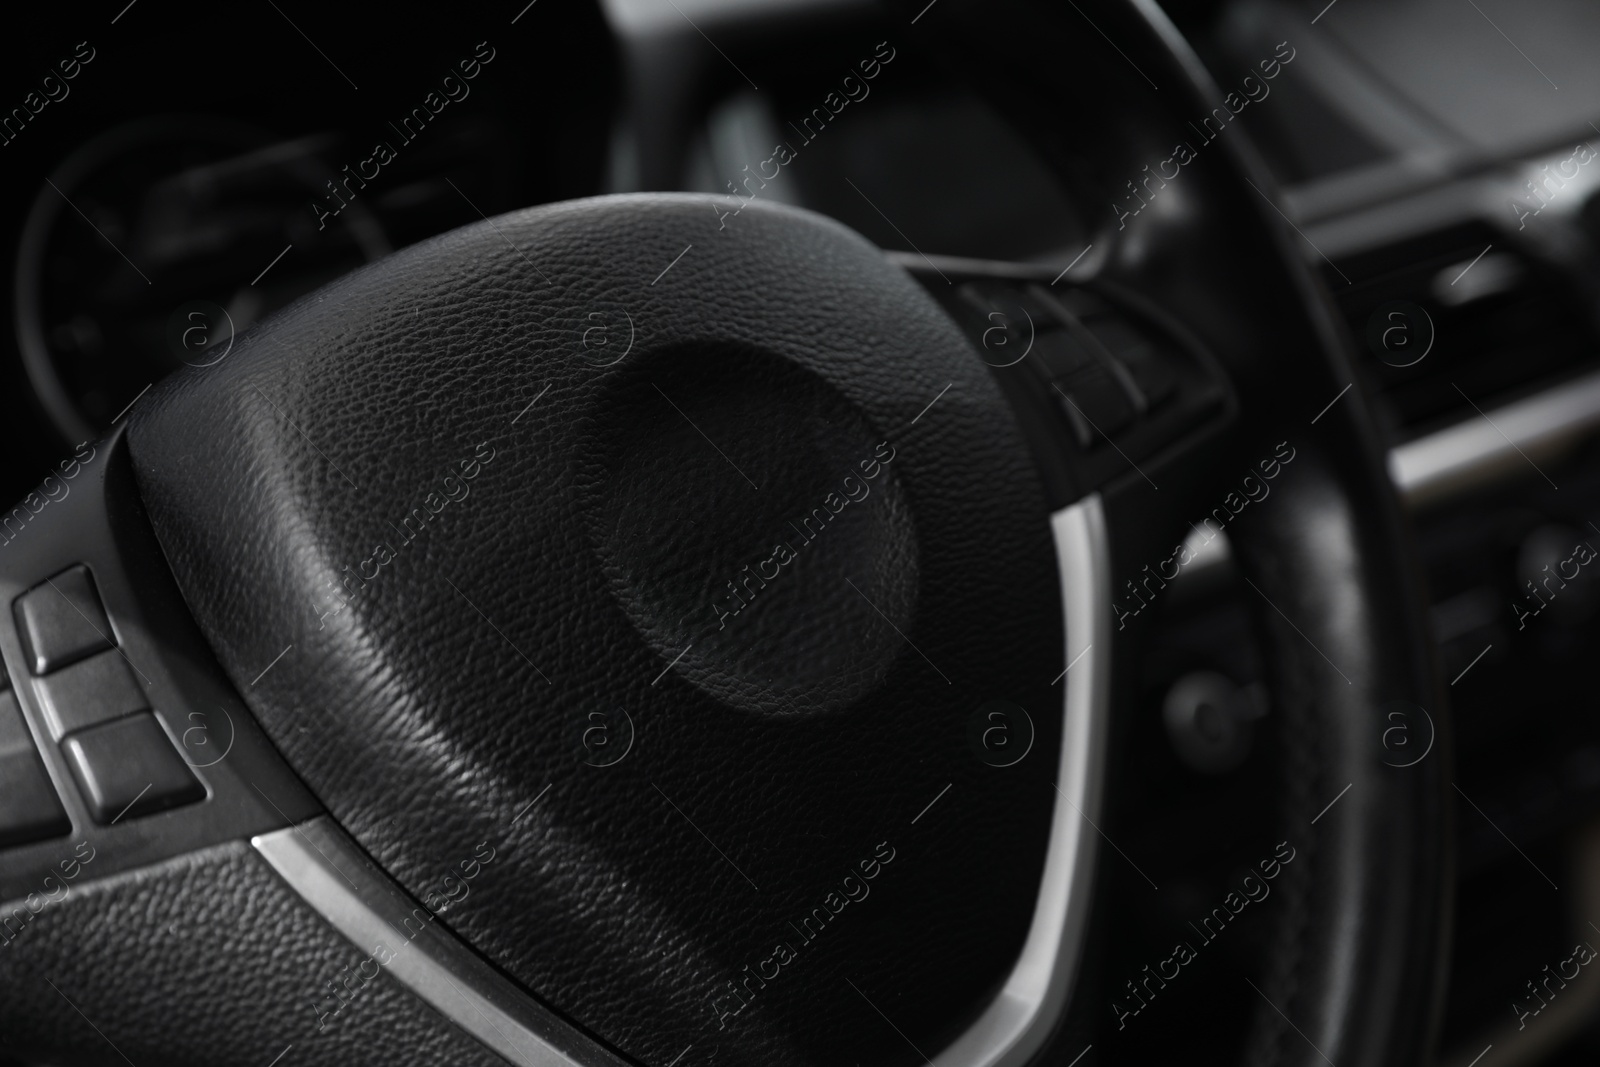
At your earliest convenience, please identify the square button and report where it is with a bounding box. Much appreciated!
[0,690,71,846]
[1051,361,1136,448]
[34,650,150,740]
[1029,327,1104,380]
[62,712,204,825]
[14,566,115,675]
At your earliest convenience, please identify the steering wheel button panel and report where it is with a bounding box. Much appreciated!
[14,564,116,675]
[0,689,70,846]
[33,648,150,740]
[61,711,205,825]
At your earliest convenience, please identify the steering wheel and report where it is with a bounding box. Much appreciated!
[0,1,1448,1065]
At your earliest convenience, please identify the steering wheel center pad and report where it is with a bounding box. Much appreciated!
[126,194,1068,1065]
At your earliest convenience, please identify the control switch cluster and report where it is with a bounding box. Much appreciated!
[7,565,203,832]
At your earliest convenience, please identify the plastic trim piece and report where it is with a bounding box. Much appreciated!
[253,496,1114,1067]
[253,817,629,1067]
[929,494,1110,1067]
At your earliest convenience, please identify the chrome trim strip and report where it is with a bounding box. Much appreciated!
[1390,368,1600,508]
[256,496,1113,1067]
[253,818,625,1067]
[931,494,1112,1067]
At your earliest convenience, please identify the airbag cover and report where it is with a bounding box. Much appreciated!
[127,194,1064,1065]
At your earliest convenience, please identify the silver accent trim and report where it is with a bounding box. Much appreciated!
[253,818,624,1067]
[1389,368,1600,509]
[931,494,1112,1067]
[254,496,1114,1067]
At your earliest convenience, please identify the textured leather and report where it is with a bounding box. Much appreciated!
[0,840,506,1066]
[127,195,1065,1065]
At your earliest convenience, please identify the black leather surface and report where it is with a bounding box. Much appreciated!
[126,195,1066,1065]
[0,840,506,1066]
[1227,455,1452,1067]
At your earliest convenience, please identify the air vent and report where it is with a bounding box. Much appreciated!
[1319,222,1599,441]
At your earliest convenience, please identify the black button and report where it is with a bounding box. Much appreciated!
[1050,361,1137,448]
[14,565,115,675]
[957,282,1066,368]
[1029,327,1103,380]
[35,650,150,740]
[1083,314,1177,409]
[0,690,71,846]
[956,280,1062,330]
[62,712,204,825]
